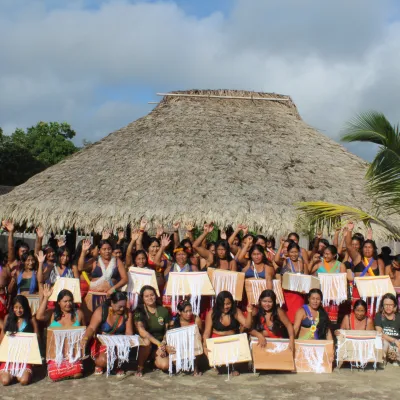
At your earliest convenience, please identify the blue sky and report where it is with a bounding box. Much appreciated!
[1,0,400,161]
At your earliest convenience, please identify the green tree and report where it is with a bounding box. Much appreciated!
[296,111,400,237]
[0,122,79,186]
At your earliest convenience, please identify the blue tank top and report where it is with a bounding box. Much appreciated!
[245,265,266,279]
[49,312,80,327]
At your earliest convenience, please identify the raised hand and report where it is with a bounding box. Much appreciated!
[140,218,148,231]
[43,283,53,299]
[102,229,112,240]
[36,226,45,238]
[2,220,14,232]
[156,226,164,238]
[57,236,66,248]
[36,250,45,264]
[313,253,321,263]
[220,229,227,240]
[160,234,171,249]
[367,227,373,240]
[204,222,214,234]
[131,229,140,242]
[173,222,180,231]
[82,239,91,253]
[118,230,125,241]
[242,225,249,235]
[316,231,323,239]
[347,221,354,231]
[185,222,194,232]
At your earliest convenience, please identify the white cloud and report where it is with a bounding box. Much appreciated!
[0,0,399,159]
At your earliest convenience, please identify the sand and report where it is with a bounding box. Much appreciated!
[1,361,397,400]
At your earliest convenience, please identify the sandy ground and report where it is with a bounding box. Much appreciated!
[1,360,398,400]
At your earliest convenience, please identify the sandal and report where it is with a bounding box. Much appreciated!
[135,366,144,377]
[94,367,104,375]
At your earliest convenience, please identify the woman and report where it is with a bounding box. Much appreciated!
[309,245,348,323]
[134,285,170,376]
[0,295,38,386]
[294,289,332,340]
[8,251,38,296]
[36,285,85,381]
[250,290,294,352]
[39,246,79,288]
[374,293,400,365]
[169,300,203,376]
[193,223,237,271]
[287,232,310,266]
[386,255,400,288]
[345,222,384,277]
[203,291,252,376]
[72,239,98,300]
[125,230,140,267]
[238,244,274,290]
[273,238,294,267]
[265,236,277,264]
[275,241,308,324]
[156,235,199,278]
[84,291,133,376]
[79,239,128,318]
[336,299,374,331]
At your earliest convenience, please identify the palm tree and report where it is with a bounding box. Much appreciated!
[296,111,400,237]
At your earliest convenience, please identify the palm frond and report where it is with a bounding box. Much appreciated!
[295,201,400,239]
[341,111,396,146]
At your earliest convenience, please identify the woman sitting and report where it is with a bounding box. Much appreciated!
[83,291,133,376]
[203,291,252,376]
[0,295,38,386]
[134,285,170,376]
[374,293,400,365]
[36,284,85,381]
[337,299,374,332]
[250,289,294,352]
[294,289,332,340]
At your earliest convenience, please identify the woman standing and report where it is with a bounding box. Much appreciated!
[275,241,308,324]
[0,295,39,386]
[36,285,85,381]
[84,291,133,376]
[374,293,400,365]
[79,239,128,318]
[294,289,332,340]
[237,244,274,290]
[8,251,38,296]
[203,291,252,376]
[193,224,237,271]
[134,285,170,376]
[250,290,294,351]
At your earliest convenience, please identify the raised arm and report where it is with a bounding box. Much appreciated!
[185,222,195,243]
[308,253,322,276]
[36,283,54,322]
[192,223,214,266]
[77,240,92,272]
[228,225,243,256]
[125,230,140,267]
[35,227,44,256]
[36,250,45,285]
[2,220,16,264]
[236,236,253,265]
[344,222,361,264]
[332,227,340,249]
[152,234,170,272]
[136,219,147,251]
[337,228,347,258]
[106,259,128,296]
[172,222,180,249]
[235,306,253,330]
[274,238,286,266]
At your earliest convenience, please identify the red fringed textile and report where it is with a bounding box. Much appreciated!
[324,303,339,323]
[0,362,32,375]
[48,360,82,381]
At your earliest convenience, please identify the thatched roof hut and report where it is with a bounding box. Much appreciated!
[0,89,384,236]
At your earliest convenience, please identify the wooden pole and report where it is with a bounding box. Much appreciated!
[156,93,290,101]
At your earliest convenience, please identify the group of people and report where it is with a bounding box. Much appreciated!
[0,219,399,385]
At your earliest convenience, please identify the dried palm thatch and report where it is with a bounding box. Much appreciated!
[0,89,393,237]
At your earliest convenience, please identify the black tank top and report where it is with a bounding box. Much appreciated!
[213,314,240,332]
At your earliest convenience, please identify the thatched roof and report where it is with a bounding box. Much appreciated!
[0,89,388,236]
[0,186,14,196]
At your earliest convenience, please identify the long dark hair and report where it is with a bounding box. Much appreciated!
[249,244,271,266]
[173,300,193,328]
[133,250,149,266]
[57,246,71,266]
[307,288,330,339]
[214,240,233,267]
[135,285,162,325]
[255,290,287,337]
[54,289,76,321]
[211,291,236,327]
[5,295,33,334]
[362,239,378,259]
[21,251,38,271]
